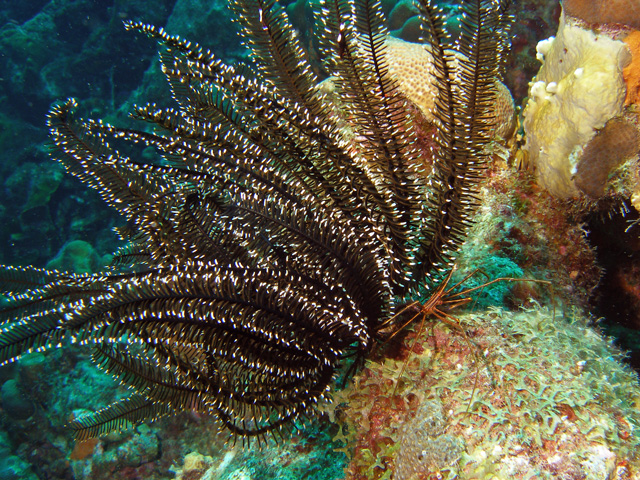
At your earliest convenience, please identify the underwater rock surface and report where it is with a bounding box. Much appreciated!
[336,306,640,479]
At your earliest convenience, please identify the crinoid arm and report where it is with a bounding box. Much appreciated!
[414,0,512,282]
[0,0,515,443]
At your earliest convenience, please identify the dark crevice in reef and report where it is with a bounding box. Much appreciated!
[587,209,640,372]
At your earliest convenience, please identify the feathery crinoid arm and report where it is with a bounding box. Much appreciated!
[122,20,393,315]
[414,0,513,284]
[47,100,175,224]
[47,100,209,267]
[0,0,514,443]
[229,0,324,118]
[1,260,372,442]
[0,266,109,366]
[59,264,368,442]
[1,2,398,442]
[494,0,514,80]
[316,0,428,293]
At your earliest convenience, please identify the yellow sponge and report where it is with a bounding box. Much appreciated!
[522,12,631,198]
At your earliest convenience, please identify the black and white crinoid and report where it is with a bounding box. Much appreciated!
[0,0,513,442]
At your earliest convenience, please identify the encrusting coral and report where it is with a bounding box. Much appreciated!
[623,31,640,105]
[574,116,640,199]
[335,305,640,480]
[317,163,630,479]
[562,0,640,30]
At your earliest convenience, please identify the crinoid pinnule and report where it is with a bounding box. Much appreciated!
[0,0,513,442]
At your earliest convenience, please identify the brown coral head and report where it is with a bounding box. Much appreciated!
[562,0,640,29]
[574,117,640,198]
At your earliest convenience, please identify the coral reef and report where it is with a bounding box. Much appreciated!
[520,2,640,395]
[336,306,640,480]
[0,2,639,480]
[308,164,624,479]
[0,429,38,480]
[319,164,623,479]
[456,167,601,309]
[70,424,160,480]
